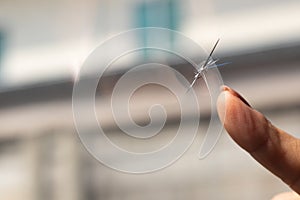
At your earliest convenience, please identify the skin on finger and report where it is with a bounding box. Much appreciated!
[272,192,300,200]
[217,86,300,194]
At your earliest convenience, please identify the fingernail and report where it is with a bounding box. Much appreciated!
[221,86,252,108]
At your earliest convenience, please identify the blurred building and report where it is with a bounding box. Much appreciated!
[0,0,300,200]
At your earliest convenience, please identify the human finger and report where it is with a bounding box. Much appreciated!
[217,86,300,193]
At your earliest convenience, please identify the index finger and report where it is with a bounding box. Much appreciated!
[217,86,300,194]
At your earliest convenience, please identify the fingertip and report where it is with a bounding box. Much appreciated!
[222,85,252,108]
[217,86,269,152]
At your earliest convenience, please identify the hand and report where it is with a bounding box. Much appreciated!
[217,86,300,198]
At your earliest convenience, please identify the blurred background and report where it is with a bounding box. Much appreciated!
[0,0,300,199]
